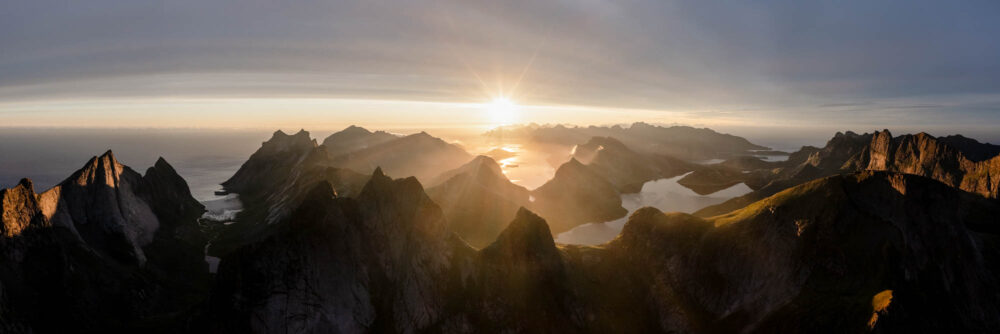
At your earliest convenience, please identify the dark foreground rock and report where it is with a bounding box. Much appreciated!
[0,151,209,333]
[206,169,1000,333]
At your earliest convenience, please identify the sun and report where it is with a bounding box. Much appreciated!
[486,97,519,125]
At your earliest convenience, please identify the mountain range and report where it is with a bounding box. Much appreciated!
[483,122,771,161]
[2,125,999,333]
[1,151,209,332]
[206,168,1000,333]
[696,130,1000,217]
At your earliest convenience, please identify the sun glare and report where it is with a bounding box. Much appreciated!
[486,97,519,125]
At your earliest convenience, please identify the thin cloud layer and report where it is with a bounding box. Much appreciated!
[2,0,999,129]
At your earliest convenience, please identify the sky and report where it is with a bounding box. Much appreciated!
[2,0,999,137]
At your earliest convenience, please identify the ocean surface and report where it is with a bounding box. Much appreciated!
[0,128,274,201]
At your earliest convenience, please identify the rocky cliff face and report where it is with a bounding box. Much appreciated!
[208,169,459,333]
[531,158,628,233]
[222,129,318,195]
[0,152,209,333]
[614,172,1000,333]
[853,130,999,198]
[211,130,369,256]
[427,156,531,248]
[43,150,164,266]
[207,170,651,333]
[696,130,1000,216]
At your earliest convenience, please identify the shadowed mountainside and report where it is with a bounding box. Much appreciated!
[205,170,1000,333]
[213,127,472,256]
[427,156,531,248]
[4,127,1000,333]
[530,158,628,233]
[0,151,209,332]
[572,136,696,193]
[214,129,369,256]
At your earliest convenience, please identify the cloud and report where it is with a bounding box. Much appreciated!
[1,0,999,128]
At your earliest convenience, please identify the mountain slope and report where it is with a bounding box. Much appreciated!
[222,129,317,195]
[574,136,696,193]
[613,171,1000,333]
[0,152,209,332]
[210,130,369,256]
[208,169,459,333]
[331,131,472,183]
[320,125,398,157]
[530,158,628,233]
[427,156,531,248]
[206,169,1000,333]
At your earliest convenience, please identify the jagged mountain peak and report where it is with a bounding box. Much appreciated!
[1,178,46,237]
[372,166,386,178]
[262,129,315,152]
[153,156,170,167]
[359,167,427,205]
[481,207,559,262]
[268,128,311,141]
[16,177,35,191]
[69,149,127,187]
[0,152,210,331]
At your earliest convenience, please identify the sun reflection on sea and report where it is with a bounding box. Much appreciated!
[479,143,558,190]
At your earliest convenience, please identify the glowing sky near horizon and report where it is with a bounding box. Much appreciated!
[2,0,999,133]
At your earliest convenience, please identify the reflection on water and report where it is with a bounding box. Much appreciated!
[555,172,752,245]
[695,158,726,165]
[756,154,790,162]
[480,144,565,190]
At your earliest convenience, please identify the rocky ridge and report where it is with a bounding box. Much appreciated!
[0,151,209,332]
[696,130,1000,216]
[207,170,1000,333]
